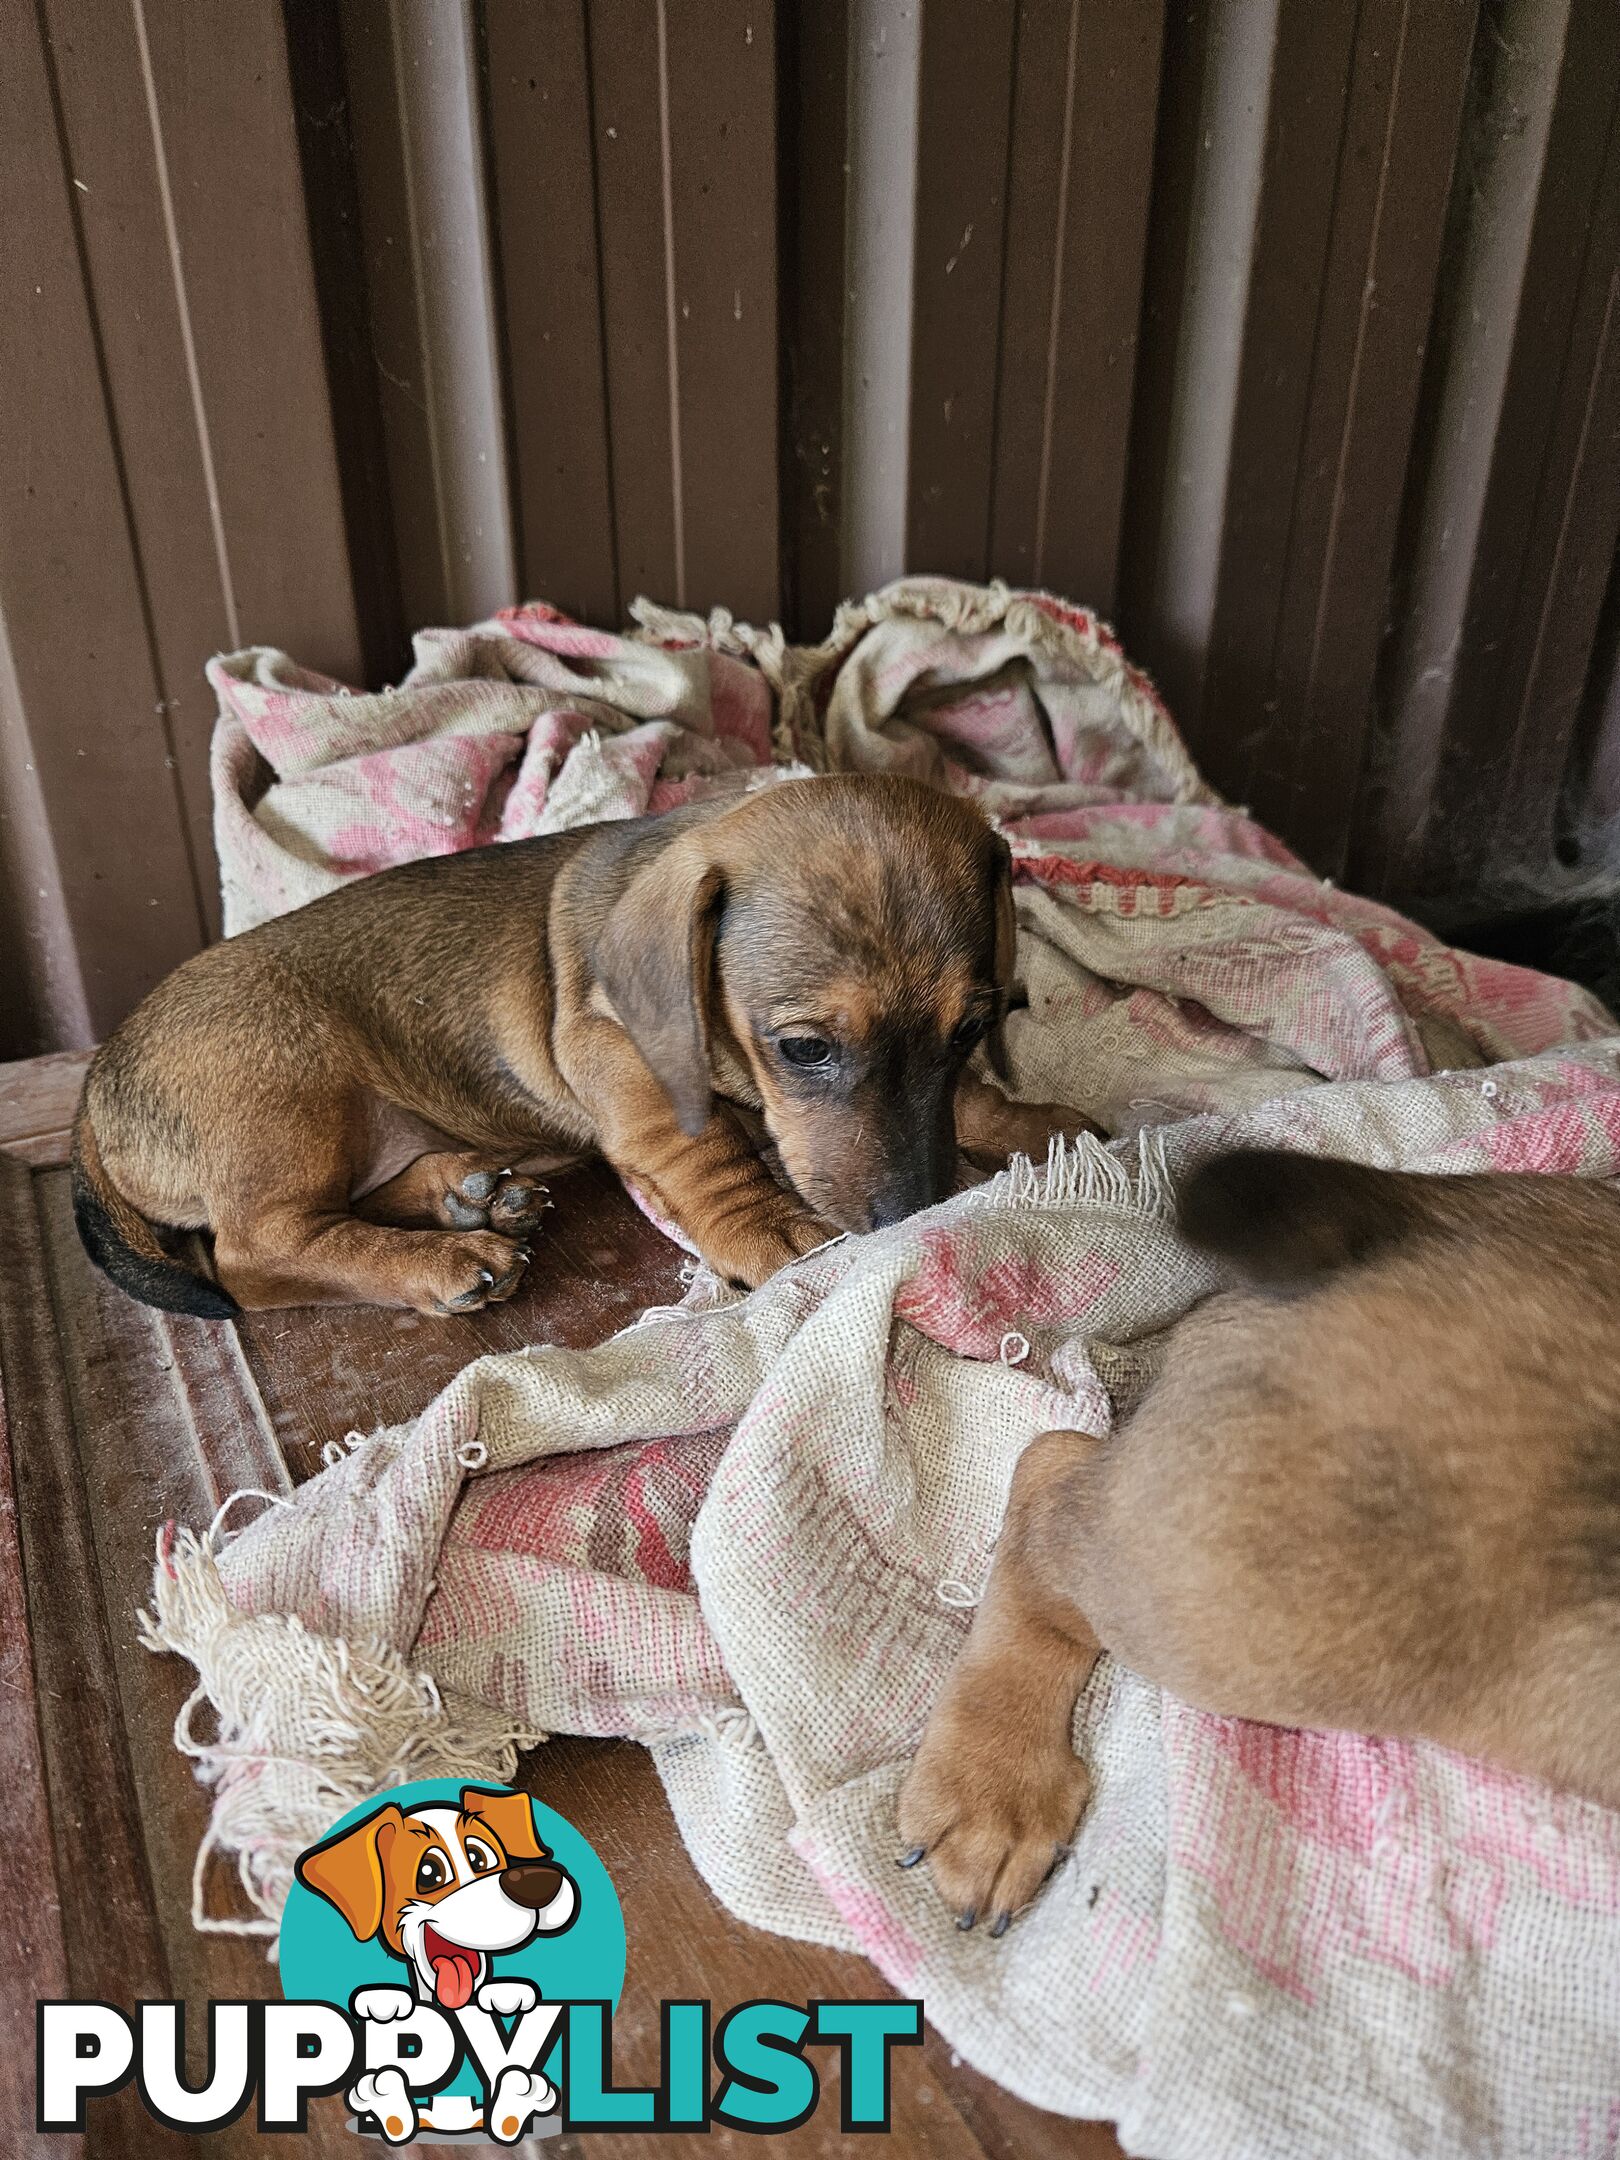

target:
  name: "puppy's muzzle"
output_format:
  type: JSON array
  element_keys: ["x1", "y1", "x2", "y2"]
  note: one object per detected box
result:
[{"x1": 866, "y1": 1098, "x2": 958, "y2": 1231}]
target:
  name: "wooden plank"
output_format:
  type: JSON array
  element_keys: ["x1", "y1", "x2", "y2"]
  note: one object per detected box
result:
[
  {"x1": 0, "y1": 6, "x2": 208, "y2": 1043},
  {"x1": 1489, "y1": 41, "x2": 1620, "y2": 874},
  {"x1": 34, "y1": 1168, "x2": 354, "y2": 2157},
  {"x1": 338, "y1": 0, "x2": 516, "y2": 631},
  {"x1": 661, "y1": 0, "x2": 780, "y2": 622},
  {"x1": 125, "y1": 0, "x2": 367, "y2": 681},
  {"x1": 281, "y1": 0, "x2": 410, "y2": 689},
  {"x1": 0, "y1": 1048, "x2": 88, "y2": 1165},
  {"x1": 587, "y1": 0, "x2": 780, "y2": 621},
  {"x1": 906, "y1": 0, "x2": 1018, "y2": 580},
  {"x1": 0, "y1": 1159, "x2": 176, "y2": 2153},
  {"x1": 39, "y1": 0, "x2": 234, "y2": 939},
  {"x1": 779, "y1": 0, "x2": 851, "y2": 637},
  {"x1": 1357, "y1": 0, "x2": 1620, "y2": 903},
  {"x1": 0, "y1": 1261, "x2": 77, "y2": 2159},
  {"x1": 1193, "y1": 0, "x2": 1363, "y2": 791},
  {"x1": 482, "y1": 0, "x2": 622, "y2": 623},
  {"x1": 1238, "y1": 0, "x2": 1475, "y2": 876},
  {"x1": 1113, "y1": 0, "x2": 1261, "y2": 733},
  {"x1": 990, "y1": 0, "x2": 1167, "y2": 613},
  {"x1": 587, "y1": 0, "x2": 683, "y2": 609},
  {"x1": 840, "y1": 0, "x2": 924, "y2": 599}
]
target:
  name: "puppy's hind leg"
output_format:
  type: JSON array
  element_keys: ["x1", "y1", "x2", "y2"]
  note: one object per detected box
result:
[
  {"x1": 209, "y1": 1114, "x2": 534, "y2": 1314},
  {"x1": 216, "y1": 1205, "x2": 532, "y2": 1314},
  {"x1": 898, "y1": 1429, "x2": 1104, "y2": 1935}
]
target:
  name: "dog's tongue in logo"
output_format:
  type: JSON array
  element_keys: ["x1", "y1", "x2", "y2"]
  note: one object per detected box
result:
[{"x1": 423, "y1": 1924, "x2": 480, "y2": 2009}]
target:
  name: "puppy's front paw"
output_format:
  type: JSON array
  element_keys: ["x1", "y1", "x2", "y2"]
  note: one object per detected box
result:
[
  {"x1": 475, "y1": 1976, "x2": 539, "y2": 2018},
  {"x1": 897, "y1": 1673, "x2": 1091, "y2": 1937},
  {"x1": 962, "y1": 1098, "x2": 1106, "y2": 1173},
  {"x1": 352, "y1": 1984, "x2": 416, "y2": 2024},
  {"x1": 711, "y1": 1202, "x2": 837, "y2": 1290},
  {"x1": 487, "y1": 2065, "x2": 555, "y2": 2143},
  {"x1": 349, "y1": 2067, "x2": 416, "y2": 2144}
]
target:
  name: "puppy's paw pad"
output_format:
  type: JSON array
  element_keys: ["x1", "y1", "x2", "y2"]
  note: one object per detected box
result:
[
  {"x1": 352, "y1": 1985, "x2": 416, "y2": 2023},
  {"x1": 349, "y1": 2069, "x2": 415, "y2": 2144},
  {"x1": 489, "y1": 1176, "x2": 547, "y2": 1231},
  {"x1": 488, "y1": 2066, "x2": 554, "y2": 2143},
  {"x1": 475, "y1": 1976, "x2": 539, "y2": 2017}
]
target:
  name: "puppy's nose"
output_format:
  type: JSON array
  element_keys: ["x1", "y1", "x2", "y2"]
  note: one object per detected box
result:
[{"x1": 500, "y1": 1861, "x2": 566, "y2": 1909}]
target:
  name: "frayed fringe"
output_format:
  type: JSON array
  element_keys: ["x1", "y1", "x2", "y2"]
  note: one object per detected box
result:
[
  {"x1": 140, "y1": 1524, "x2": 544, "y2": 1945},
  {"x1": 976, "y1": 1126, "x2": 1175, "y2": 1220}
]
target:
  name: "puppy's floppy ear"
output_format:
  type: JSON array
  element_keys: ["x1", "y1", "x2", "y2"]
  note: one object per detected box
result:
[
  {"x1": 294, "y1": 1803, "x2": 403, "y2": 1941},
  {"x1": 594, "y1": 831, "x2": 725, "y2": 1138},
  {"x1": 460, "y1": 1786, "x2": 549, "y2": 1863},
  {"x1": 985, "y1": 833, "x2": 1019, "y2": 1083}
]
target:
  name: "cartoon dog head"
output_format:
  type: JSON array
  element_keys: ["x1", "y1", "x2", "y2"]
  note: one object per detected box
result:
[{"x1": 294, "y1": 1786, "x2": 577, "y2": 2008}]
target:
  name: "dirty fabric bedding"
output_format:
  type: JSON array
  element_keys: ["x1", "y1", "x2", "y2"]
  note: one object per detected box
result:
[{"x1": 152, "y1": 580, "x2": 1620, "y2": 2158}]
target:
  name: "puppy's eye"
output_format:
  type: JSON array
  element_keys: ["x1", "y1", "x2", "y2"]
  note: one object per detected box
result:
[
  {"x1": 778, "y1": 1034, "x2": 834, "y2": 1069},
  {"x1": 415, "y1": 1851, "x2": 450, "y2": 1894},
  {"x1": 465, "y1": 1839, "x2": 500, "y2": 1875},
  {"x1": 952, "y1": 1015, "x2": 988, "y2": 1051}
]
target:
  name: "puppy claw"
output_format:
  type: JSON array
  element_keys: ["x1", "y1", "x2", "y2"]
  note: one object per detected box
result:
[
  {"x1": 956, "y1": 1908, "x2": 977, "y2": 1932},
  {"x1": 897, "y1": 1846, "x2": 926, "y2": 1870},
  {"x1": 989, "y1": 1911, "x2": 1012, "y2": 1940}
]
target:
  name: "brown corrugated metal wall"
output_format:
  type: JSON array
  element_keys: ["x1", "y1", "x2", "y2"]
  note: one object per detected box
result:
[{"x1": 3, "y1": 0, "x2": 1619, "y2": 1059}]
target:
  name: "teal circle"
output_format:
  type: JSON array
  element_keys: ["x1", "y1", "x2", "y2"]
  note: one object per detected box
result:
[{"x1": 280, "y1": 1779, "x2": 625, "y2": 2100}]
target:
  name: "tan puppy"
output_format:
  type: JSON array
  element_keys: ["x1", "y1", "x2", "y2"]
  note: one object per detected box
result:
[
  {"x1": 73, "y1": 774, "x2": 1095, "y2": 1316},
  {"x1": 899, "y1": 1152, "x2": 1620, "y2": 1935}
]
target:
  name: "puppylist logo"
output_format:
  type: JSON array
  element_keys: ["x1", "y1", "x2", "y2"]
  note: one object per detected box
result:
[{"x1": 37, "y1": 1779, "x2": 922, "y2": 2142}]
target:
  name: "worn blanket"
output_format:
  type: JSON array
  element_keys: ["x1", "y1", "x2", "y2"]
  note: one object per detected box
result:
[{"x1": 152, "y1": 581, "x2": 1620, "y2": 2158}]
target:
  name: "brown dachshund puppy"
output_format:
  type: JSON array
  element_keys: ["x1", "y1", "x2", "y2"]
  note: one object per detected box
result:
[
  {"x1": 899, "y1": 1151, "x2": 1620, "y2": 1936},
  {"x1": 73, "y1": 774, "x2": 1094, "y2": 1317}
]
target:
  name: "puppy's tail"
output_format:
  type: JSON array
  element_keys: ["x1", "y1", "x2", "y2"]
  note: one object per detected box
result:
[
  {"x1": 1177, "y1": 1148, "x2": 1432, "y2": 1288},
  {"x1": 70, "y1": 1102, "x2": 238, "y2": 1319}
]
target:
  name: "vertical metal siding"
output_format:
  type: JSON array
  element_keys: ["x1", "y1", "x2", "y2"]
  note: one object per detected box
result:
[{"x1": 3, "y1": 0, "x2": 1620, "y2": 1056}]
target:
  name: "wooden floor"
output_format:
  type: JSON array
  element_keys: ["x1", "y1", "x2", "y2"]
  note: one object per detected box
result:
[{"x1": 0, "y1": 1053, "x2": 1128, "y2": 2158}]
